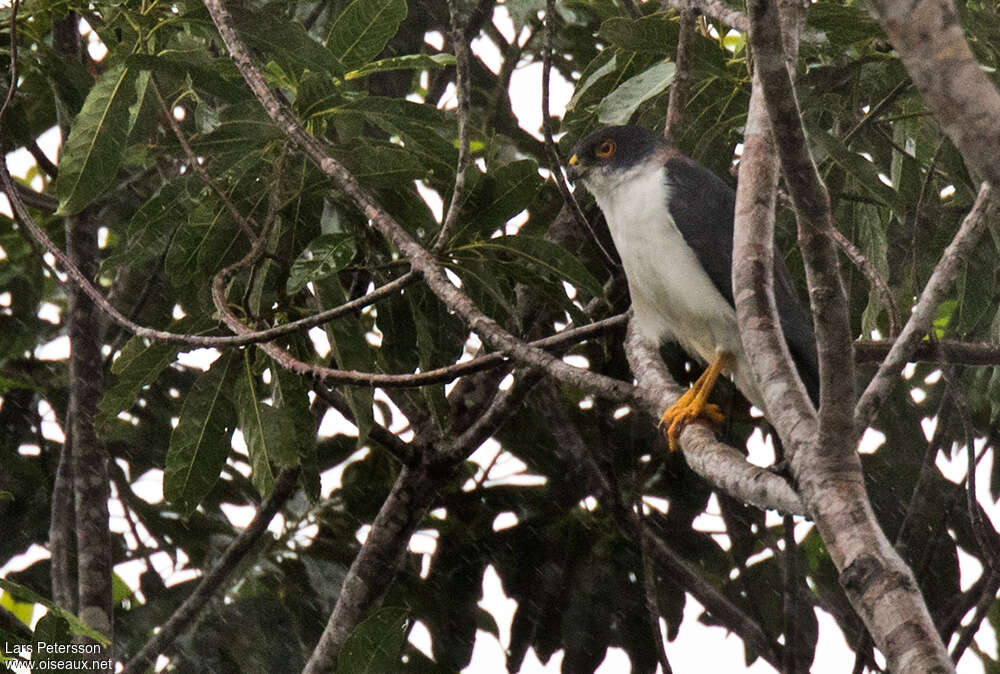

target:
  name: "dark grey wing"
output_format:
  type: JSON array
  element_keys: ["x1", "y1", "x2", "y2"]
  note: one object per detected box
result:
[
  {"x1": 663, "y1": 156, "x2": 737, "y2": 306},
  {"x1": 664, "y1": 156, "x2": 819, "y2": 406}
]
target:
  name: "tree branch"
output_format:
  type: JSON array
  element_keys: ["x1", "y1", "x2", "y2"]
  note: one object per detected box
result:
[
  {"x1": 67, "y1": 207, "x2": 114, "y2": 669},
  {"x1": 662, "y1": 7, "x2": 696, "y2": 148},
  {"x1": 121, "y1": 469, "x2": 299, "y2": 674},
  {"x1": 433, "y1": 0, "x2": 475, "y2": 252},
  {"x1": 662, "y1": 0, "x2": 748, "y2": 32},
  {"x1": 855, "y1": 184, "x2": 998, "y2": 428},
  {"x1": 854, "y1": 338, "x2": 1000, "y2": 366},
  {"x1": 733, "y1": 64, "x2": 817, "y2": 447},
  {"x1": 301, "y1": 464, "x2": 438, "y2": 673},
  {"x1": 202, "y1": 0, "x2": 636, "y2": 403}
]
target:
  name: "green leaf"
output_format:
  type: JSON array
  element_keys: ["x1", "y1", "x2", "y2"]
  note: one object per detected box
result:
[
  {"x1": 164, "y1": 353, "x2": 238, "y2": 515},
  {"x1": 339, "y1": 145, "x2": 426, "y2": 187},
  {"x1": 335, "y1": 607, "x2": 409, "y2": 674},
  {"x1": 97, "y1": 336, "x2": 179, "y2": 429},
  {"x1": 567, "y1": 53, "x2": 617, "y2": 112},
  {"x1": 286, "y1": 233, "x2": 357, "y2": 295},
  {"x1": 339, "y1": 97, "x2": 456, "y2": 179},
  {"x1": 598, "y1": 60, "x2": 675, "y2": 125},
  {"x1": 812, "y1": 131, "x2": 903, "y2": 209},
  {"x1": 127, "y1": 53, "x2": 247, "y2": 101},
  {"x1": 454, "y1": 160, "x2": 544, "y2": 241},
  {"x1": 345, "y1": 53, "x2": 455, "y2": 80},
  {"x1": 271, "y1": 367, "x2": 320, "y2": 501},
  {"x1": 32, "y1": 614, "x2": 83, "y2": 667},
  {"x1": 56, "y1": 63, "x2": 139, "y2": 215},
  {"x1": 326, "y1": 0, "x2": 408, "y2": 71},
  {"x1": 0, "y1": 579, "x2": 110, "y2": 645},
  {"x1": 0, "y1": 589, "x2": 33, "y2": 627}
]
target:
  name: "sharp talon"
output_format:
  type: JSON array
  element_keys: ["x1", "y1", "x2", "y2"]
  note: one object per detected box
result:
[{"x1": 660, "y1": 401, "x2": 724, "y2": 451}]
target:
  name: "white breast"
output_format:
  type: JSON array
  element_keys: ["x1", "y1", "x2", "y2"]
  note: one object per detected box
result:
[{"x1": 590, "y1": 163, "x2": 761, "y2": 406}]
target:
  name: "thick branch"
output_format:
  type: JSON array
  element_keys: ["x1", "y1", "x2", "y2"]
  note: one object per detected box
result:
[
  {"x1": 67, "y1": 209, "x2": 113, "y2": 669},
  {"x1": 866, "y1": 0, "x2": 1000, "y2": 188},
  {"x1": 625, "y1": 325, "x2": 805, "y2": 515},
  {"x1": 855, "y1": 184, "x2": 997, "y2": 427},
  {"x1": 301, "y1": 464, "x2": 438, "y2": 673},
  {"x1": 746, "y1": 1, "x2": 955, "y2": 670},
  {"x1": 747, "y1": 0, "x2": 854, "y2": 437}
]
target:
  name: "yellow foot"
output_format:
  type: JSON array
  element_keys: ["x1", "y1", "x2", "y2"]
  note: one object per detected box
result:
[{"x1": 659, "y1": 399, "x2": 725, "y2": 451}]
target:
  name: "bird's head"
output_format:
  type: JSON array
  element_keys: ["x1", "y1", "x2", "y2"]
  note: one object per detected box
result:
[{"x1": 567, "y1": 125, "x2": 664, "y2": 196}]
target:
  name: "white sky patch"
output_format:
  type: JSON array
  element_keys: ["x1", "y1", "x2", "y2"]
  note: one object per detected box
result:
[
  {"x1": 35, "y1": 335, "x2": 69, "y2": 361},
  {"x1": 175, "y1": 347, "x2": 221, "y2": 371}
]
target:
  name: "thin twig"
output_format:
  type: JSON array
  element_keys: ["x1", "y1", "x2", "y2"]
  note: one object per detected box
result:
[
  {"x1": 541, "y1": 0, "x2": 619, "y2": 271},
  {"x1": 153, "y1": 80, "x2": 258, "y2": 242},
  {"x1": 639, "y1": 504, "x2": 674, "y2": 674},
  {"x1": 855, "y1": 184, "x2": 997, "y2": 428},
  {"x1": 842, "y1": 79, "x2": 910, "y2": 146},
  {"x1": 663, "y1": 8, "x2": 696, "y2": 147},
  {"x1": 949, "y1": 569, "x2": 1000, "y2": 665},
  {"x1": 828, "y1": 227, "x2": 900, "y2": 337},
  {"x1": 434, "y1": 0, "x2": 475, "y2": 252}
]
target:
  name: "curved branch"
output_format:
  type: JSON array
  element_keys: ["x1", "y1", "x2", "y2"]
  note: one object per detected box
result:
[{"x1": 733, "y1": 65, "x2": 817, "y2": 449}]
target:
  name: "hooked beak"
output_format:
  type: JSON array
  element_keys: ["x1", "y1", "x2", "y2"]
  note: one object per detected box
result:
[{"x1": 566, "y1": 154, "x2": 586, "y2": 181}]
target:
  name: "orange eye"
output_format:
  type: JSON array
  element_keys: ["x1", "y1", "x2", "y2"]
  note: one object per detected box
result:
[{"x1": 595, "y1": 140, "x2": 616, "y2": 158}]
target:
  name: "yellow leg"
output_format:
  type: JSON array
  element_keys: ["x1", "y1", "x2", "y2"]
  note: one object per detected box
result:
[{"x1": 659, "y1": 352, "x2": 731, "y2": 451}]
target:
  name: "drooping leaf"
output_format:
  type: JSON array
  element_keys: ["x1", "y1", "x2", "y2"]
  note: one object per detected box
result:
[
  {"x1": 271, "y1": 367, "x2": 320, "y2": 501},
  {"x1": 567, "y1": 52, "x2": 617, "y2": 112},
  {"x1": 164, "y1": 353, "x2": 238, "y2": 515},
  {"x1": 470, "y1": 235, "x2": 603, "y2": 299},
  {"x1": 335, "y1": 606, "x2": 410, "y2": 674},
  {"x1": 97, "y1": 337, "x2": 179, "y2": 429},
  {"x1": 314, "y1": 275, "x2": 375, "y2": 446},
  {"x1": 56, "y1": 63, "x2": 139, "y2": 215},
  {"x1": 598, "y1": 60, "x2": 675, "y2": 125},
  {"x1": 599, "y1": 13, "x2": 675, "y2": 54},
  {"x1": 326, "y1": 0, "x2": 408, "y2": 72},
  {"x1": 235, "y1": 353, "x2": 299, "y2": 498},
  {"x1": 229, "y1": 6, "x2": 341, "y2": 76}
]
